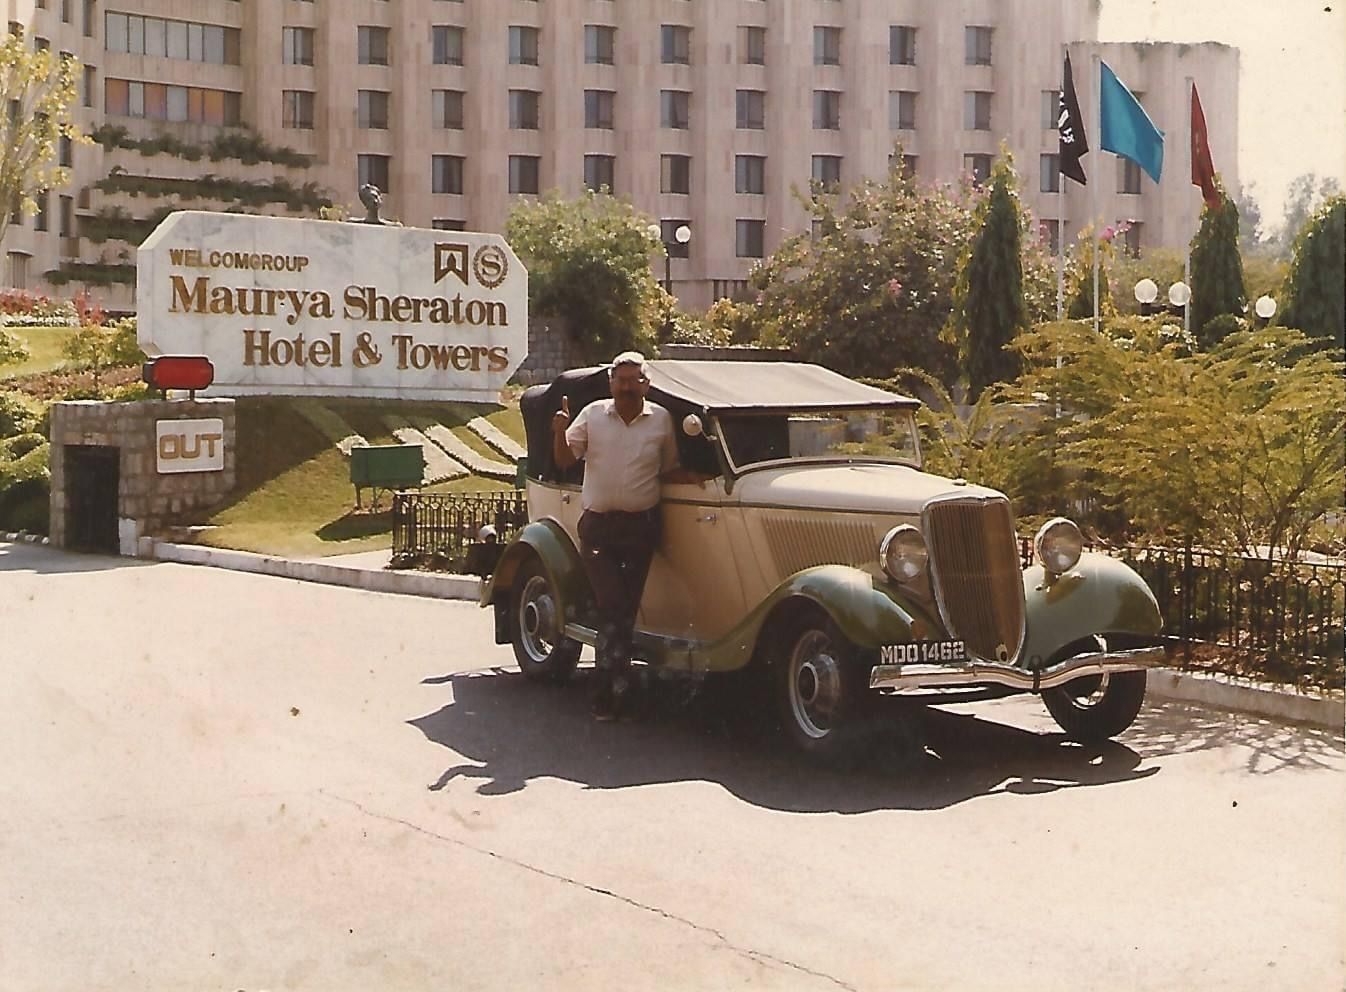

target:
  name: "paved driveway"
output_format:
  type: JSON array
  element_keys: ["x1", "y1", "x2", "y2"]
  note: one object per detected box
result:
[{"x1": 2, "y1": 541, "x2": 1343, "y2": 991}]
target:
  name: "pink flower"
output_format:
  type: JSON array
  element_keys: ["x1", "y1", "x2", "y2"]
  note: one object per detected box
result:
[
  {"x1": 1101, "y1": 226, "x2": 1116, "y2": 242},
  {"x1": 887, "y1": 278, "x2": 903, "y2": 299}
]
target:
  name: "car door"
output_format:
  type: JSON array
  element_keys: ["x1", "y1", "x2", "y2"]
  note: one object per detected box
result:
[{"x1": 638, "y1": 478, "x2": 748, "y2": 644}]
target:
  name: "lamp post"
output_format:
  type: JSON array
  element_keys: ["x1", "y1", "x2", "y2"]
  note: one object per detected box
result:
[
  {"x1": 647, "y1": 222, "x2": 690, "y2": 338},
  {"x1": 1134, "y1": 278, "x2": 1159, "y2": 316},
  {"x1": 1254, "y1": 294, "x2": 1277, "y2": 326},
  {"x1": 1168, "y1": 280, "x2": 1191, "y2": 327}
]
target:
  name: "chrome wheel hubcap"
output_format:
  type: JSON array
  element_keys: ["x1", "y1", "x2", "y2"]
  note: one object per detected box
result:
[
  {"x1": 788, "y1": 630, "x2": 843, "y2": 739},
  {"x1": 519, "y1": 575, "x2": 558, "y2": 663}
]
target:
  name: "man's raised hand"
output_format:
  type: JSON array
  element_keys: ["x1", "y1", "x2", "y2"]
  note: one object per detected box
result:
[{"x1": 552, "y1": 396, "x2": 571, "y2": 435}]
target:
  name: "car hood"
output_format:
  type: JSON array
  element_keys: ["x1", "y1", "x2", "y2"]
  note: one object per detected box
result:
[{"x1": 730, "y1": 461, "x2": 1005, "y2": 515}]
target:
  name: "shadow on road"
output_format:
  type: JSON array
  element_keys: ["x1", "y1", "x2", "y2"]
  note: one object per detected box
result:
[
  {"x1": 0, "y1": 542, "x2": 156, "y2": 575},
  {"x1": 410, "y1": 666, "x2": 1160, "y2": 813},
  {"x1": 1126, "y1": 699, "x2": 1345, "y2": 776}
]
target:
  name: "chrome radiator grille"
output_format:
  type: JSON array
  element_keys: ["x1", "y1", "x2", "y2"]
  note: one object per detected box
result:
[{"x1": 923, "y1": 497, "x2": 1025, "y2": 663}]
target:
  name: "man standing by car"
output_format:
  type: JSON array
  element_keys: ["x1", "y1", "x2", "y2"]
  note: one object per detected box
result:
[{"x1": 552, "y1": 351, "x2": 703, "y2": 720}]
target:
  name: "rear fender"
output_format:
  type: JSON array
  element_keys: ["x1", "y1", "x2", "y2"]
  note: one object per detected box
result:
[
  {"x1": 1020, "y1": 552, "x2": 1163, "y2": 668},
  {"x1": 480, "y1": 519, "x2": 589, "y2": 643}
]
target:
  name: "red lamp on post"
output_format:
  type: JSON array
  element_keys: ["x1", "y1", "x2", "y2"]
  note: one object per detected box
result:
[{"x1": 142, "y1": 356, "x2": 214, "y2": 398}]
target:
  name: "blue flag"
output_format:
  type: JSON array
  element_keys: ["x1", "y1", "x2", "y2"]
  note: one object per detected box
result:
[{"x1": 1100, "y1": 61, "x2": 1164, "y2": 183}]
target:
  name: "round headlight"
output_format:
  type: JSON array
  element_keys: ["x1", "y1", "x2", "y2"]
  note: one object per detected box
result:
[
  {"x1": 1035, "y1": 517, "x2": 1083, "y2": 574},
  {"x1": 880, "y1": 525, "x2": 928, "y2": 583}
]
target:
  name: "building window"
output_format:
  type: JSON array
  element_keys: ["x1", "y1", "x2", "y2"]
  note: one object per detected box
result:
[
  {"x1": 358, "y1": 153, "x2": 391, "y2": 195},
  {"x1": 6, "y1": 252, "x2": 29, "y2": 290},
  {"x1": 740, "y1": 25, "x2": 765, "y2": 65},
  {"x1": 584, "y1": 154, "x2": 615, "y2": 193},
  {"x1": 1123, "y1": 221, "x2": 1142, "y2": 257},
  {"x1": 812, "y1": 155, "x2": 842, "y2": 190},
  {"x1": 509, "y1": 89, "x2": 539, "y2": 130},
  {"x1": 59, "y1": 134, "x2": 72, "y2": 167},
  {"x1": 584, "y1": 24, "x2": 614, "y2": 64},
  {"x1": 107, "y1": 12, "x2": 239, "y2": 64},
  {"x1": 509, "y1": 155, "x2": 540, "y2": 194},
  {"x1": 104, "y1": 79, "x2": 241, "y2": 125},
  {"x1": 660, "y1": 24, "x2": 690, "y2": 64},
  {"x1": 662, "y1": 219, "x2": 691, "y2": 258},
  {"x1": 358, "y1": 90, "x2": 389, "y2": 129},
  {"x1": 431, "y1": 25, "x2": 464, "y2": 65},
  {"x1": 1042, "y1": 90, "x2": 1060, "y2": 130},
  {"x1": 964, "y1": 91, "x2": 991, "y2": 130},
  {"x1": 432, "y1": 89, "x2": 463, "y2": 129},
  {"x1": 432, "y1": 154, "x2": 464, "y2": 194},
  {"x1": 736, "y1": 219, "x2": 764, "y2": 259},
  {"x1": 660, "y1": 90, "x2": 689, "y2": 129},
  {"x1": 509, "y1": 25, "x2": 539, "y2": 65},
  {"x1": 1119, "y1": 159, "x2": 1141, "y2": 194},
  {"x1": 890, "y1": 90, "x2": 915, "y2": 130},
  {"x1": 735, "y1": 155, "x2": 765, "y2": 194},
  {"x1": 660, "y1": 154, "x2": 690, "y2": 194},
  {"x1": 1040, "y1": 219, "x2": 1060, "y2": 254},
  {"x1": 965, "y1": 26, "x2": 992, "y2": 66},
  {"x1": 736, "y1": 89, "x2": 764, "y2": 129},
  {"x1": 59, "y1": 195, "x2": 73, "y2": 238},
  {"x1": 584, "y1": 89, "x2": 614, "y2": 129},
  {"x1": 282, "y1": 25, "x2": 313, "y2": 64},
  {"x1": 1041, "y1": 154, "x2": 1060, "y2": 193},
  {"x1": 83, "y1": 0, "x2": 94, "y2": 37},
  {"x1": 35, "y1": 192, "x2": 49, "y2": 232},
  {"x1": 899, "y1": 154, "x2": 918, "y2": 179},
  {"x1": 889, "y1": 25, "x2": 915, "y2": 65},
  {"x1": 813, "y1": 26, "x2": 840, "y2": 66},
  {"x1": 81, "y1": 64, "x2": 95, "y2": 107},
  {"x1": 963, "y1": 153, "x2": 992, "y2": 185},
  {"x1": 358, "y1": 26, "x2": 389, "y2": 65},
  {"x1": 283, "y1": 90, "x2": 314, "y2": 129},
  {"x1": 432, "y1": 219, "x2": 467, "y2": 231},
  {"x1": 812, "y1": 90, "x2": 840, "y2": 130}
]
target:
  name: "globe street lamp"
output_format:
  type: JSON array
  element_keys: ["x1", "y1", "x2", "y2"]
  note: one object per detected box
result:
[
  {"x1": 649, "y1": 222, "x2": 691, "y2": 338},
  {"x1": 1254, "y1": 294, "x2": 1277, "y2": 324},
  {"x1": 1134, "y1": 278, "x2": 1159, "y2": 316}
]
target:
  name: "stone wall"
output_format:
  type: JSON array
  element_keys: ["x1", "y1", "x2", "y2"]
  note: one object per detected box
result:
[
  {"x1": 49, "y1": 398, "x2": 237, "y2": 554},
  {"x1": 513, "y1": 316, "x2": 585, "y2": 386}
]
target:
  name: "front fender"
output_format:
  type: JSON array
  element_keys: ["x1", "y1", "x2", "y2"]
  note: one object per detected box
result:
[
  {"x1": 1020, "y1": 551, "x2": 1163, "y2": 668},
  {"x1": 479, "y1": 518, "x2": 590, "y2": 627},
  {"x1": 698, "y1": 565, "x2": 942, "y2": 673}
]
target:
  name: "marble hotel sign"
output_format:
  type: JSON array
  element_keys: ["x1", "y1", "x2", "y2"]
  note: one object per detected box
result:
[{"x1": 137, "y1": 211, "x2": 528, "y2": 400}]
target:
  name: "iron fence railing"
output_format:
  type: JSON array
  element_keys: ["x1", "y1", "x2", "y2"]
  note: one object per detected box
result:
[
  {"x1": 396, "y1": 495, "x2": 1343, "y2": 686},
  {"x1": 391, "y1": 490, "x2": 528, "y2": 572}
]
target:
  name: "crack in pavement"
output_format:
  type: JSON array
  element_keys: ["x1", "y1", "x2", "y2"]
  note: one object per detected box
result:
[{"x1": 320, "y1": 790, "x2": 859, "y2": 992}]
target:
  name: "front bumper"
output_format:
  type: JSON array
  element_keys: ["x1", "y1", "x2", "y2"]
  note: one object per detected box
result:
[{"x1": 868, "y1": 645, "x2": 1166, "y2": 693}]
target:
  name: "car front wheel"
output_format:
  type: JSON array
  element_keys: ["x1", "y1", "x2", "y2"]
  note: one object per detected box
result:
[
  {"x1": 512, "y1": 559, "x2": 581, "y2": 683},
  {"x1": 772, "y1": 611, "x2": 869, "y2": 761},
  {"x1": 1042, "y1": 669, "x2": 1147, "y2": 742}
]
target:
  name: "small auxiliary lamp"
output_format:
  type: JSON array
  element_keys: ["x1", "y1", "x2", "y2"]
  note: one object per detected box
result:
[{"x1": 142, "y1": 356, "x2": 215, "y2": 399}]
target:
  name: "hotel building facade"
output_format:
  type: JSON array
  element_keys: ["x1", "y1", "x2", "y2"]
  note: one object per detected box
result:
[{"x1": 3, "y1": 0, "x2": 1238, "y2": 311}]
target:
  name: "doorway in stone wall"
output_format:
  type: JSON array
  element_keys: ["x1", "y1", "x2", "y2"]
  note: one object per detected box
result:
[{"x1": 65, "y1": 445, "x2": 119, "y2": 553}]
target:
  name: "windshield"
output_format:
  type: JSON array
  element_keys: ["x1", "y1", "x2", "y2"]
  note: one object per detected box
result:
[{"x1": 715, "y1": 408, "x2": 921, "y2": 471}]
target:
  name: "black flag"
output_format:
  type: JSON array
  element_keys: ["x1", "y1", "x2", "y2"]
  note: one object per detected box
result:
[{"x1": 1059, "y1": 52, "x2": 1089, "y2": 185}]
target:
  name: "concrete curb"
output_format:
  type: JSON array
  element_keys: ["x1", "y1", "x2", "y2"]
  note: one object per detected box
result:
[
  {"x1": 2, "y1": 530, "x2": 49, "y2": 545},
  {"x1": 145, "y1": 540, "x2": 481, "y2": 602},
  {"x1": 1146, "y1": 667, "x2": 1343, "y2": 732}
]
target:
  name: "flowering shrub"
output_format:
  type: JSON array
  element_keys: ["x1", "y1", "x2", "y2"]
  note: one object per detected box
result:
[
  {"x1": 72, "y1": 290, "x2": 107, "y2": 327},
  {"x1": 0, "y1": 289, "x2": 79, "y2": 324}
]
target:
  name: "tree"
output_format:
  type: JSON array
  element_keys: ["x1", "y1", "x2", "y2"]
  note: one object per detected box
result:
[
  {"x1": 1278, "y1": 173, "x2": 1340, "y2": 252},
  {"x1": 946, "y1": 153, "x2": 1027, "y2": 397},
  {"x1": 0, "y1": 33, "x2": 84, "y2": 249},
  {"x1": 1233, "y1": 182, "x2": 1269, "y2": 255},
  {"x1": 1010, "y1": 319, "x2": 1345, "y2": 557},
  {"x1": 1063, "y1": 223, "x2": 1123, "y2": 321},
  {"x1": 504, "y1": 190, "x2": 663, "y2": 364},
  {"x1": 1278, "y1": 194, "x2": 1345, "y2": 353},
  {"x1": 1188, "y1": 184, "x2": 1246, "y2": 346}
]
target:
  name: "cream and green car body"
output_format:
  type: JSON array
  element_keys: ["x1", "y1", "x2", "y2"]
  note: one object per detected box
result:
[{"x1": 483, "y1": 361, "x2": 1164, "y2": 756}]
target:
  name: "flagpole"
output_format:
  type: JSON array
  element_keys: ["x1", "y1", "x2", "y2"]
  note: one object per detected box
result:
[
  {"x1": 1184, "y1": 75, "x2": 1194, "y2": 333},
  {"x1": 1091, "y1": 52, "x2": 1101, "y2": 334},
  {"x1": 1056, "y1": 45, "x2": 1066, "y2": 323}
]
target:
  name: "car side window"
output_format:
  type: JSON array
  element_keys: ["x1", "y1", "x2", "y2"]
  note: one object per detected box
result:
[{"x1": 720, "y1": 416, "x2": 789, "y2": 467}]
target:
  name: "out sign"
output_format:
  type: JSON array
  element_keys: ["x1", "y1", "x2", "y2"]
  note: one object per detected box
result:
[{"x1": 156, "y1": 419, "x2": 225, "y2": 474}]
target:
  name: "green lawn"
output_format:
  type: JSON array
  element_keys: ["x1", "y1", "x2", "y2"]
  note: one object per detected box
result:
[
  {"x1": 199, "y1": 396, "x2": 521, "y2": 557},
  {"x1": 0, "y1": 325, "x2": 78, "y2": 380}
]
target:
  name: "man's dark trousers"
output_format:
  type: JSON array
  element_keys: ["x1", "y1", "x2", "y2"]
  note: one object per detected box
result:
[{"x1": 578, "y1": 507, "x2": 661, "y2": 699}]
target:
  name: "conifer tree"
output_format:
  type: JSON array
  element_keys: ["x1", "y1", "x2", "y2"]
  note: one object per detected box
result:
[{"x1": 1188, "y1": 184, "x2": 1246, "y2": 346}]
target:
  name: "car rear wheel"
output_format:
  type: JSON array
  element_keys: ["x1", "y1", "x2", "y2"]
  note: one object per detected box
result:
[
  {"x1": 772, "y1": 610, "x2": 870, "y2": 761},
  {"x1": 1042, "y1": 668, "x2": 1147, "y2": 742},
  {"x1": 512, "y1": 558, "x2": 581, "y2": 683}
]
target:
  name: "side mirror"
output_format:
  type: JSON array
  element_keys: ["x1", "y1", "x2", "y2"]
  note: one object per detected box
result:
[{"x1": 682, "y1": 414, "x2": 716, "y2": 440}]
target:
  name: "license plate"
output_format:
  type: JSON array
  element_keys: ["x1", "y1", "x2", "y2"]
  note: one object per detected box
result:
[{"x1": 880, "y1": 640, "x2": 966, "y2": 664}]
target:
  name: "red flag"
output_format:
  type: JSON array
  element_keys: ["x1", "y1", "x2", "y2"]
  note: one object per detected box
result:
[{"x1": 1191, "y1": 83, "x2": 1220, "y2": 210}]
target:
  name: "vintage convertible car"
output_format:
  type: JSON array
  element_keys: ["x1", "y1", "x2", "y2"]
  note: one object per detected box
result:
[{"x1": 481, "y1": 361, "x2": 1165, "y2": 759}]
